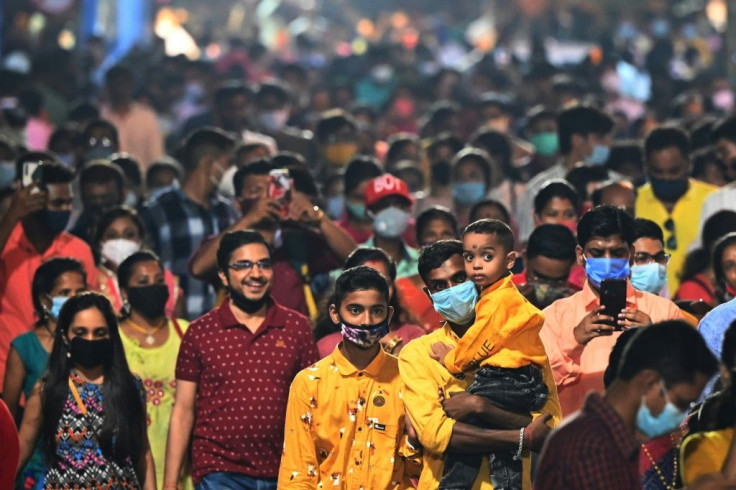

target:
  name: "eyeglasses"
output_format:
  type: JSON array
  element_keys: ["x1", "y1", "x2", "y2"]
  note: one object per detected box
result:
[
  {"x1": 228, "y1": 259, "x2": 272, "y2": 272},
  {"x1": 664, "y1": 218, "x2": 677, "y2": 250},
  {"x1": 633, "y1": 252, "x2": 671, "y2": 266}
]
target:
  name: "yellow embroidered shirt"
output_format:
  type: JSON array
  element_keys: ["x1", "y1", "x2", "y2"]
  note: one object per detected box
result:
[
  {"x1": 399, "y1": 324, "x2": 561, "y2": 489},
  {"x1": 278, "y1": 345, "x2": 419, "y2": 489},
  {"x1": 443, "y1": 274, "x2": 548, "y2": 374}
]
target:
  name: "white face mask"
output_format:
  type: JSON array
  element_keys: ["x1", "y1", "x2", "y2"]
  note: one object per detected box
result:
[{"x1": 101, "y1": 238, "x2": 141, "y2": 267}]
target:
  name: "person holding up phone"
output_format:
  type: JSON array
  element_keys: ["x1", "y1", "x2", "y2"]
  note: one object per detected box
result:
[
  {"x1": 539, "y1": 205, "x2": 684, "y2": 417},
  {"x1": 0, "y1": 154, "x2": 98, "y2": 391}
]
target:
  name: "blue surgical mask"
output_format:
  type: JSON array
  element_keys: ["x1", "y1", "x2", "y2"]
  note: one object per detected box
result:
[
  {"x1": 56, "y1": 153, "x2": 75, "y2": 168},
  {"x1": 452, "y1": 182, "x2": 486, "y2": 205},
  {"x1": 636, "y1": 386, "x2": 687, "y2": 439},
  {"x1": 326, "y1": 196, "x2": 345, "y2": 220},
  {"x1": 346, "y1": 200, "x2": 367, "y2": 221},
  {"x1": 46, "y1": 295, "x2": 69, "y2": 321},
  {"x1": 372, "y1": 206, "x2": 411, "y2": 239},
  {"x1": 630, "y1": 263, "x2": 667, "y2": 294},
  {"x1": 0, "y1": 160, "x2": 15, "y2": 187},
  {"x1": 586, "y1": 145, "x2": 611, "y2": 165},
  {"x1": 431, "y1": 280, "x2": 479, "y2": 325},
  {"x1": 123, "y1": 190, "x2": 138, "y2": 208},
  {"x1": 584, "y1": 257, "x2": 630, "y2": 289}
]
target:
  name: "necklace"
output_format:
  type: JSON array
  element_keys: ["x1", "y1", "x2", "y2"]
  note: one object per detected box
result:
[
  {"x1": 126, "y1": 318, "x2": 166, "y2": 346},
  {"x1": 641, "y1": 434, "x2": 681, "y2": 490}
]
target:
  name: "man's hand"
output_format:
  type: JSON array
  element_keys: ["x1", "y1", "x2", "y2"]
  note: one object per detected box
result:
[
  {"x1": 404, "y1": 412, "x2": 421, "y2": 449},
  {"x1": 430, "y1": 342, "x2": 454, "y2": 365},
  {"x1": 573, "y1": 306, "x2": 615, "y2": 345},
  {"x1": 288, "y1": 192, "x2": 322, "y2": 225},
  {"x1": 524, "y1": 413, "x2": 553, "y2": 452},
  {"x1": 440, "y1": 391, "x2": 483, "y2": 422},
  {"x1": 5, "y1": 183, "x2": 46, "y2": 224},
  {"x1": 617, "y1": 308, "x2": 652, "y2": 329},
  {"x1": 238, "y1": 197, "x2": 281, "y2": 228}
]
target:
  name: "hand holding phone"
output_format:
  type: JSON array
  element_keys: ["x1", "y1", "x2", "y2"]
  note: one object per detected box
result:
[
  {"x1": 268, "y1": 169, "x2": 292, "y2": 219},
  {"x1": 22, "y1": 161, "x2": 43, "y2": 194},
  {"x1": 600, "y1": 279, "x2": 628, "y2": 331}
]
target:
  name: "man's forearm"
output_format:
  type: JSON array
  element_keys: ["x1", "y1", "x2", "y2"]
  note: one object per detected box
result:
[
  {"x1": 163, "y1": 404, "x2": 195, "y2": 485},
  {"x1": 475, "y1": 398, "x2": 532, "y2": 430},
  {"x1": 318, "y1": 217, "x2": 358, "y2": 261},
  {"x1": 447, "y1": 421, "x2": 520, "y2": 453}
]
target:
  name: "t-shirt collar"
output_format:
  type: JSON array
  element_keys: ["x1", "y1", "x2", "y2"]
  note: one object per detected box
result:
[
  {"x1": 217, "y1": 296, "x2": 284, "y2": 331},
  {"x1": 330, "y1": 342, "x2": 388, "y2": 377}
]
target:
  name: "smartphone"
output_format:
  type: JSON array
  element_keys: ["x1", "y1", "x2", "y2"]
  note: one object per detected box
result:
[
  {"x1": 600, "y1": 279, "x2": 627, "y2": 330},
  {"x1": 22, "y1": 161, "x2": 43, "y2": 193},
  {"x1": 268, "y1": 168, "x2": 292, "y2": 218}
]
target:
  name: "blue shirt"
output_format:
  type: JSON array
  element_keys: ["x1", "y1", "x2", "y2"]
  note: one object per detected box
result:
[{"x1": 697, "y1": 298, "x2": 736, "y2": 398}]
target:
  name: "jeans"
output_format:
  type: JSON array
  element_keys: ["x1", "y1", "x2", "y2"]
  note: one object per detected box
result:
[
  {"x1": 196, "y1": 472, "x2": 277, "y2": 490},
  {"x1": 440, "y1": 365, "x2": 548, "y2": 490}
]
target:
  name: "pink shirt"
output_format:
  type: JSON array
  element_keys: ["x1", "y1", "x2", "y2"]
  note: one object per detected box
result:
[
  {"x1": 102, "y1": 102, "x2": 164, "y2": 169},
  {"x1": 540, "y1": 280, "x2": 683, "y2": 417}
]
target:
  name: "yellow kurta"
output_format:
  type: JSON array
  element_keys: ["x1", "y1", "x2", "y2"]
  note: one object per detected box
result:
[
  {"x1": 399, "y1": 324, "x2": 561, "y2": 489},
  {"x1": 681, "y1": 427, "x2": 734, "y2": 485},
  {"x1": 278, "y1": 345, "x2": 420, "y2": 489},
  {"x1": 120, "y1": 319, "x2": 192, "y2": 490},
  {"x1": 635, "y1": 178, "x2": 716, "y2": 294}
]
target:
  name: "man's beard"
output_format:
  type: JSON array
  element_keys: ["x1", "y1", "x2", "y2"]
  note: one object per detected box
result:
[{"x1": 227, "y1": 278, "x2": 270, "y2": 314}]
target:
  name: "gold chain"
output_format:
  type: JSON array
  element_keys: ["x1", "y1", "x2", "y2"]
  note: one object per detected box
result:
[
  {"x1": 126, "y1": 318, "x2": 166, "y2": 345},
  {"x1": 641, "y1": 434, "x2": 681, "y2": 490}
]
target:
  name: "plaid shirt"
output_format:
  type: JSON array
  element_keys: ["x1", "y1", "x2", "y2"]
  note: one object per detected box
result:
[
  {"x1": 534, "y1": 392, "x2": 640, "y2": 490},
  {"x1": 140, "y1": 188, "x2": 237, "y2": 319}
]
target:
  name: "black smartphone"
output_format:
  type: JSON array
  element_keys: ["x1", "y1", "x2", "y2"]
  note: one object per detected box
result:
[{"x1": 600, "y1": 279, "x2": 627, "y2": 330}]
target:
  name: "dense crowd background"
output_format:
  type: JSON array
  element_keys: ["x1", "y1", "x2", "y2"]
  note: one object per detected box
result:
[{"x1": 1, "y1": 0, "x2": 736, "y2": 489}]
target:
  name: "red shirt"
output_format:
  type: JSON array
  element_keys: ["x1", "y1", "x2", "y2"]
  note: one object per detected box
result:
[
  {"x1": 0, "y1": 399, "x2": 19, "y2": 489},
  {"x1": 0, "y1": 224, "x2": 98, "y2": 390},
  {"x1": 175, "y1": 299, "x2": 319, "y2": 482},
  {"x1": 535, "y1": 392, "x2": 640, "y2": 490}
]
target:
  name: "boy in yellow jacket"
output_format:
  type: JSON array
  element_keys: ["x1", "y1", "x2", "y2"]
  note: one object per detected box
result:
[{"x1": 431, "y1": 219, "x2": 549, "y2": 490}]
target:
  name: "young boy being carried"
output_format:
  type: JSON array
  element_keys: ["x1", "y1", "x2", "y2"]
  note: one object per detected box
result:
[{"x1": 431, "y1": 219, "x2": 549, "y2": 490}]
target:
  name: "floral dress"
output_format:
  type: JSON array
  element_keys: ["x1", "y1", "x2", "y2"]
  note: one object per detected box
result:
[
  {"x1": 44, "y1": 372, "x2": 143, "y2": 489},
  {"x1": 120, "y1": 319, "x2": 192, "y2": 490}
]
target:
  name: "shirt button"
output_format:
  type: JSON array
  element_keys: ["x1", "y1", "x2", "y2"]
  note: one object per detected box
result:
[
  {"x1": 358, "y1": 372, "x2": 363, "y2": 377},
  {"x1": 358, "y1": 427, "x2": 362, "y2": 431}
]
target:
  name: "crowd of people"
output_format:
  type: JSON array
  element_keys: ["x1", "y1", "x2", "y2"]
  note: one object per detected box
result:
[{"x1": 0, "y1": 2, "x2": 736, "y2": 489}]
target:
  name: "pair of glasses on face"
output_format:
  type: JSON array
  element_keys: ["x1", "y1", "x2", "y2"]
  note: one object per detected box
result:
[
  {"x1": 228, "y1": 259, "x2": 273, "y2": 272},
  {"x1": 664, "y1": 218, "x2": 677, "y2": 250},
  {"x1": 633, "y1": 252, "x2": 671, "y2": 266}
]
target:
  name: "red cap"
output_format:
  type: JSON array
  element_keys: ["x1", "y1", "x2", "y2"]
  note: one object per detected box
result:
[{"x1": 364, "y1": 174, "x2": 414, "y2": 208}]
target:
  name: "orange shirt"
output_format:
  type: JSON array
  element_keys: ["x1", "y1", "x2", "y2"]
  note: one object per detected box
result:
[
  {"x1": 443, "y1": 274, "x2": 547, "y2": 374},
  {"x1": 0, "y1": 224, "x2": 98, "y2": 389},
  {"x1": 540, "y1": 280, "x2": 682, "y2": 417}
]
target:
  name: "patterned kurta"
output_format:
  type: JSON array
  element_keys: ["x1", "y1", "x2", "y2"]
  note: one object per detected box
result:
[{"x1": 44, "y1": 372, "x2": 142, "y2": 489}]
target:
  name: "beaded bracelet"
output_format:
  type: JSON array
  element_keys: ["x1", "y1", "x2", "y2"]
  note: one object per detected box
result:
[{"x1": 513, "y1": 427, "x2": 525, "y2": 461}]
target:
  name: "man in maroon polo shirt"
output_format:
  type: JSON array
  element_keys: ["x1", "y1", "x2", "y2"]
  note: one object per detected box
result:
[{"x1": 163, "y1": 230, "x2": 318, "y2": 489}]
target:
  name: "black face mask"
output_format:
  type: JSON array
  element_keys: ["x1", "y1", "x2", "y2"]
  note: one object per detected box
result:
[
  {"x1": 70, "y1": 337, "x2": 113, "y2": 369},
  {"x1": 228, "y1": 284, "x2": 269, "y2": 314},
  {"x1": 41, "y1": 210, "x2": 71, "y2": 235},
  {"x1": 432, "y1": 161, "x2": 452, "y2": 186},
  {"x1": 127, "y1": 284, "x2": 169, "y2": 320}
]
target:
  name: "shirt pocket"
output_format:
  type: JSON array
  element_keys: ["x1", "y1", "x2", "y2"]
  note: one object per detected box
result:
[{"x1": 367, "y1": 422, "x2": 401, "y2": 474}]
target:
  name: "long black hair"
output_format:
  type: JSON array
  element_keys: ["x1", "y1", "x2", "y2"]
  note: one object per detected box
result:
[
  {"x1": 714, "y1": 320, "x2": 736, "y2": 428},
  {"x1": 41, "y1": 292, "x2": 146, "y2": 476}
]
